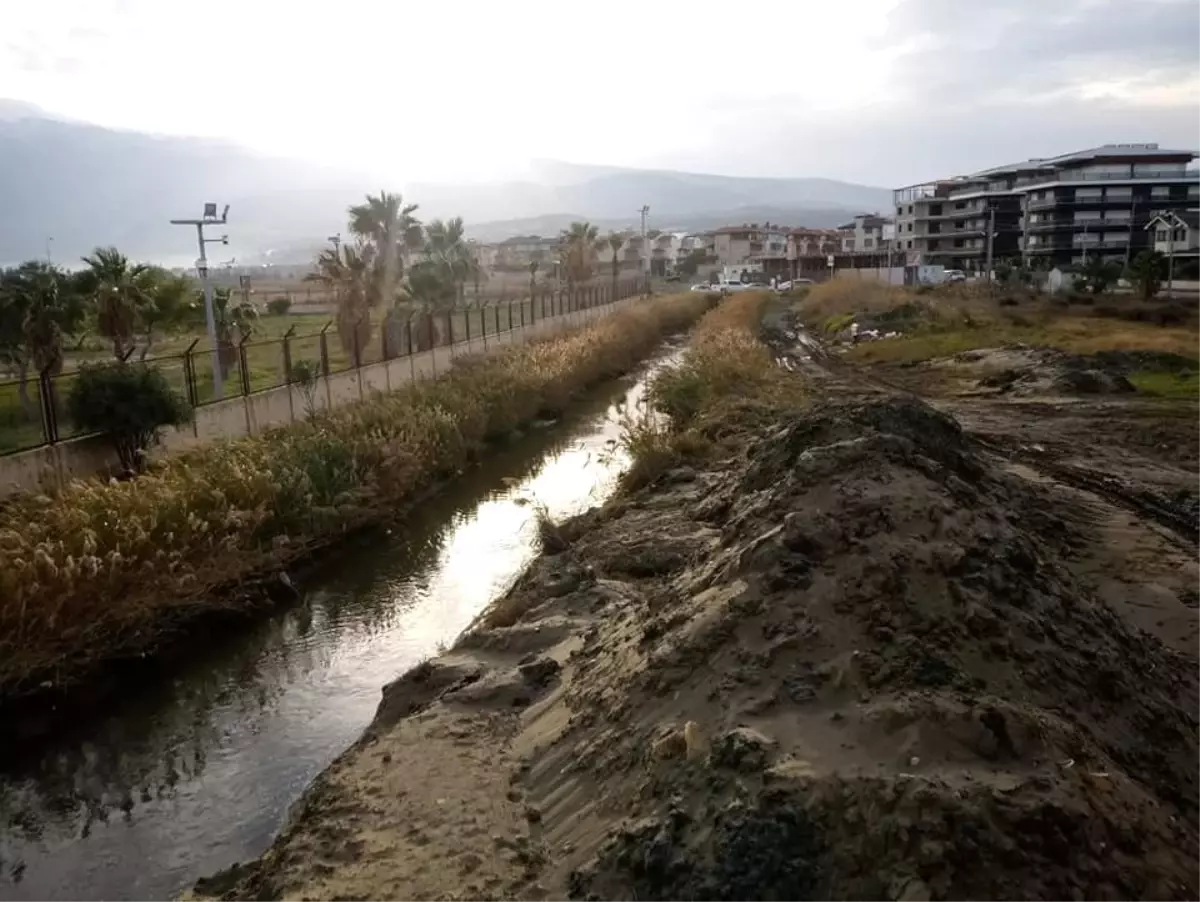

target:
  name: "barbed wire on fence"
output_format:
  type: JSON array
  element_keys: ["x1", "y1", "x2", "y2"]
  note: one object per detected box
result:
[{"x1": 0, "y1": 278, "x2": 646, "y2": 456}]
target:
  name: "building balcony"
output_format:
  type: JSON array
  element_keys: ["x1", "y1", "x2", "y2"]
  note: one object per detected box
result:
[{"x1": 1015, "y1": 169, "x2": 1195, "y2": 187}]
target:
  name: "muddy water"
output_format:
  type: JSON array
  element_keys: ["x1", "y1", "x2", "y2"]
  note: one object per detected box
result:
[{"x1": 0, "y1": 346, "x2": 679, "y2": 901}]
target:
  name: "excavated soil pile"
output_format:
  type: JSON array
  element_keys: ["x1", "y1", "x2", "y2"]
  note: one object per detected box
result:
[
  {"x1": 200, "y1": 396, "x2": 1198, "y2": 902},
  {"x1": 556, "y1": 397, "x2": 1198, "y2": 900},
  {"x1": 959, "y1": 347, "x2": 1138, "y2": 396}
]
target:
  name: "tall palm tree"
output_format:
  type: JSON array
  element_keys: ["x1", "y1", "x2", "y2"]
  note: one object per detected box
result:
[
  {"x1": 0, "y1": 262, "x2": 84, "y2": 415},
  {"x1": 210, "y1": 287, "x2": 259, "y2": 379},
  {"x1": 606, "y1": 231, "x2": 625, "y2": 298},
  {"x1": 305, "y1": 242, "x2": 377, "y2": 354},
  {"x1": 558, "y1": 221, "x2": 600, "y2": 301},
  {"x1": 424, "y1": 217, "x2": 477, "y2": 306},
  {"x1": 79, "y1": 247, "x2": 153, "y2": 358},
  {"x1": 348, "y1": 191, "x2": 421, "y2": 305}
]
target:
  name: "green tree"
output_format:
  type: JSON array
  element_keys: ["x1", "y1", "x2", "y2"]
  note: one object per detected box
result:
[
  {"x1": 558, "y1": 221, "x2": 599, "y2": 300},
  {"x1": 305, "y1": 242, "x2": 376, "y2": 355},
  {"x1": 1127, "y1": 250, "x2": 1167, "y2": 302},
  {"x1": 138, "y1": 268, "x2": 197, "y2": 359},
  {"x1": 606, "y1": 231, "x2": 625, "y2": 297},
  {"x1": 348, "y1": 191, "x2": 422, "y2": 307},
  {"x1": 78, "y1": 247, "x2": 153, "y2": 358},
  {"x1": 67, "y1": 362, "x2": 191, "y2": 473},
  {"x1": 424, "y1": 217, "x2": 477, "y2": 306},
  {"x1": 0, "y1": 261, "x2": 86, "y2": 415},
  {"x1": 211, "y1": 287, "x2": 259, "y2": 379},
  {"x1": 1077, "y1": 257, "x2": 1122, "y2": 295},
  {"x1": 402, "y1": 261, "x2": 457, "y2": 309}
]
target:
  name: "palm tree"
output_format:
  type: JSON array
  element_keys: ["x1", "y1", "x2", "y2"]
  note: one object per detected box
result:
[
  {"x1": 306, "y1": 242, "x2": 377, "y2": 355},
  {"x1": 606, "y1": 231, "x2": 625, "y2": 299},
  {"x1": 424, "y1": 217, "x2": 477, "y2": 306},
  {"x1": 348, "y1": 191, "x2": 421, "y2": 304},
  {"x1": 558, "y1": 221, "x2": 600, "y2": 301},
  {"x1": 211, "y1": 287, "x2": 258, "y2": 379},
  {"x1": 79, "y1": 247, "x2": 153, "y2": 358},
  {"x1": 0, "y1": 262, "x2": 84, "y2": 415},
  {"x1": 138, "y1": 268, "x2": 197, "y2": 360}
]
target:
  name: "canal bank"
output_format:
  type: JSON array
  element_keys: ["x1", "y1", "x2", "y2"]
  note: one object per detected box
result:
[{"x1": 0, "y1": 344, "x2": 683, "y2": 901}]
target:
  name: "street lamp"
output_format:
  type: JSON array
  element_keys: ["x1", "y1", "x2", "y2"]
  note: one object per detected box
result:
[{"x1": 171, "y1": 203, "x2": 230, "y2": 399}]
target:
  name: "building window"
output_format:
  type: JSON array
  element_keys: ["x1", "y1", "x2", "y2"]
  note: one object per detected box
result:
[
  {"x1": 907, "y1": 205, "x2": 913, "y2": 214},
  {"x1": 1174, "y1": 228, "x2": 1187, "y2": 242},
  {"x1": 1104, "y1": 209, "x2": 1131, "y2": 222},
  {"x1": 905, "y1": 240, "x2": 912, "y2": 249},
  {"x1": 1156, "y1": 229, "x2": 1169, "y2": 242},
  {"x1": 863, "y1": 238, "x2": 874, "y2": 248},
  {"x1": 1106, "y1": 187, "x2": 1132, "y2": 201},
  {"x1": 1074, "y1": 211, "x2": 1101, "y2": 222},
  {"x1": 1074, "y1": 188, "x2": 1103, "y2": 202},
  {"x1": 1189, "y1": 185, "x2": 1199, "y2": 199},
  {"x1": 1152, "y1": 186, "x2": 1170, "y2": 199},
  {"x1": 896, "y1": 206, "x2": 903, "y2": 216}
]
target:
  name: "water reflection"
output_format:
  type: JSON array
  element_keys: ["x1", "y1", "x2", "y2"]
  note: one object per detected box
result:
[{"x1": 0, "y1": 347, "x2": 673, "y2": 901}]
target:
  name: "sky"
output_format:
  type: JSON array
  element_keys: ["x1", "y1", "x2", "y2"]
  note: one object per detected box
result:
[{"x1": 2, "y1": 0, "x2": 1198, "y2": 187}]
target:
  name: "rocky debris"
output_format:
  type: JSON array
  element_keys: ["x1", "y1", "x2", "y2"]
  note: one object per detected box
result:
[
  {"x1": 373, "y1": 658, "x2": 482, "y2": 730},
  {"x1": 708, "y1": 727, "x2": 776, "y2": 772}
]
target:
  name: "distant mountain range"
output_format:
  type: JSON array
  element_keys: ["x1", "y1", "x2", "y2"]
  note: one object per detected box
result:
[{"x1": 0, "y1": 102, "x2": 891, "y2": 266}]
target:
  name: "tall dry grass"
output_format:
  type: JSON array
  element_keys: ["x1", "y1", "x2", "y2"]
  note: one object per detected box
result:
[
  {"x1": 621, "y1": 291, "x2": 803, "y2": 488},
  {"x1": 0, "y1": 293, "x2": 707, "y2": 691}
]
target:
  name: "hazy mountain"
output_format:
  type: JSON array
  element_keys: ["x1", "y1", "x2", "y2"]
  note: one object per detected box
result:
[{"x1": 0, "y1": 105, "x2": 891, "y2": 266}]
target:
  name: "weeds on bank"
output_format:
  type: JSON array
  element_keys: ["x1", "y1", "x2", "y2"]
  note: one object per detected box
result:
[
  {"x1": 799, "y1": 281, "x2": 1199, "y2": 367},
  {"x1": 0, "y1": 293, "x2": 707, "y2": 690},
  {"x1": 620, "y1": 292, "x2": 803, "y2": 489}
]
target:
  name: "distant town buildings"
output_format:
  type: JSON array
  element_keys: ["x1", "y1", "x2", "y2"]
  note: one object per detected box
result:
[{"x1": 893, "y1": 143, "x2": 1200, "y2": 272}]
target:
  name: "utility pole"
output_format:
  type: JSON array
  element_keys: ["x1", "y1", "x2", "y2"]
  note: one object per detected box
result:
[
  {"x1": 1167, "y1": 212, "x2": 1177, "y2": 297},
  {"x1": 171, "y1": 203, "x2": 230, "y2": 400},
  {"x1": 638, "y1": 205, "x2": 650, "y2": 294},
  {"x1": 45, "y1": 237, "x2": 53, "y2": 264},
  {"x1": 984, "y1": 205, "x2": 996, "y2": 291}
]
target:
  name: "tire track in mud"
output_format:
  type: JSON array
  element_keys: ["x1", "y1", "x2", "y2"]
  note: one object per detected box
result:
[{"x1": 760, "y1": 308, "x2": 1199, "y2": 547}]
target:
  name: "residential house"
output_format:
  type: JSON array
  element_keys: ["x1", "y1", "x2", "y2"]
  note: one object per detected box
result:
[
  {"x1": 836, "y1": 214, "x2": 894, "y2": 253},
  {"x1": 1145, "y1": 209, "x2": 1200, "y2": 259},
  {"x1": 705, "y1": 223, "x2": 788, "y2": 269}
]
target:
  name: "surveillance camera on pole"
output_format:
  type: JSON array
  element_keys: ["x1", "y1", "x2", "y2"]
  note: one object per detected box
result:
[{"x1": 172, "y1": 202, "x2": 231, "y2": 399}]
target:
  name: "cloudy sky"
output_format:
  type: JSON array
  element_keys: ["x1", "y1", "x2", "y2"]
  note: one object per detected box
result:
[{"x1": 2, "y1": 0, "x2": 1197, "y2": 186}]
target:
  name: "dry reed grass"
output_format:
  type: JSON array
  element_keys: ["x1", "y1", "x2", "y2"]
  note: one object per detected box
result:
[
  {"x1": 0, "y1": 293, "x2": 707, "y2": 691},
  {"x1": 621, "y1": 291, "x2": 804, "y2": 489}
]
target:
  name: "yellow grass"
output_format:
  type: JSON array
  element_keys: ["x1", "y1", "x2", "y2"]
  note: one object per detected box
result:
[{"x1": 0, "y1": 293, "x2": 708, "y2": 691}]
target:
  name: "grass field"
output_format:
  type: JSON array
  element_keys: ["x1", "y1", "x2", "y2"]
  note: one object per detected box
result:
[{"x1": 0, "y1": 289, "x2": 615, "y2": 454}]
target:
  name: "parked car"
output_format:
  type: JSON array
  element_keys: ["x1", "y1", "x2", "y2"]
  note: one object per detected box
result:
[
  {"x1": 943, "y1": 269, "x2": 967, "y2": 283},
  {"x1": 689, "y1": 282, "x2": 715, "y2": 292},
  {"x1": 775, "y1": 278, "x2": 814, "y2": 292}
]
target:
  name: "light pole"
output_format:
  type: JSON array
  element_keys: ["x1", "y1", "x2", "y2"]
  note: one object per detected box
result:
[
  {"x1": 45, "y1": 237, "x2": 53, "y2": 264},
  {"x1": 638, "y1": 205, "x2": 650, "y2": 294},
  {"x1": 171, "y1": 203, "x2": 230, "y2": 399}
]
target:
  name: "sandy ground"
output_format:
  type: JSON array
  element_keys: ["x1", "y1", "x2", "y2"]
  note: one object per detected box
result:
[{"x1": 196, "y1": 319, "x2": 1199, "y2": 901}]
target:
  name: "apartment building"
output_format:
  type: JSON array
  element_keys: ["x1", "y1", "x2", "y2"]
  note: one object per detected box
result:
[
  {"x1": 836, "y1": 214, "x2": 895, "y2": 253},
  {"x1": 894, "y1": 144, "x2": 1200, "y2": 271},
  {"x1": 490, "y1": 235, "x2": 560, "y2": 270},
  {"x1": 705, "y1": 224, "x2": 788, "y2": 268},
  {"x1": 786, "y1": 228, "x2": 843, "y2": 259}
]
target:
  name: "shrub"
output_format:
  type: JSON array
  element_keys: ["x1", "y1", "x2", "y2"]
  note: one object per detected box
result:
[
  {"x1": 289, "y1": 358, "x2": 323, "y2": 419},
  {"x1": 0, "y1": 292, "x2": 707, "y2": 690},
  {"x1": 67, "y1": 363, "x2": 192, "y2": 472},
  {"x1": 267, "y1": 297, "x2": 292, "y2": 316}
]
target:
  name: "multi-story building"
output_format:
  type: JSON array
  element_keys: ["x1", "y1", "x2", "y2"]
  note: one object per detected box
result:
[
  {"x1": 490, "y1": 235, "x2": 559, "y2": 271},
  {"x1": 705, "y1": 223, "x2": 788, "y2": 268},
  {"x1": 787, "y1": 228, "x2": 843, "y2": 259},
  {"x1": 894, "y1": 144, "x2": 1199, "y2": 272},
  {"x1": 836, "y1": 214, "x2": 895, "y2": 253}
]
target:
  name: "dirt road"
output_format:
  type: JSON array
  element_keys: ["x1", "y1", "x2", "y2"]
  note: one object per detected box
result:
[{"x1": 196, "y1": 312, "x2": 1198, "y2": 901}]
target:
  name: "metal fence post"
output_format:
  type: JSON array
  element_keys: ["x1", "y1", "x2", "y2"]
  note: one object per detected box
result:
[
  {"x1": 282, "y1": 326, "x2": 296, "y2": 384},
  {"x1": 319, "y1": 322, "x2": 332, "y2": 377},
  {"x1": 238, "y1": 334, "x2": 252, "y2": 396},
  {"x1": 38, "y1": 365, "x2": 58, "y2": 445},
  {"x1": 182, "y1": 338, "x2": 200, "y2": 408}
]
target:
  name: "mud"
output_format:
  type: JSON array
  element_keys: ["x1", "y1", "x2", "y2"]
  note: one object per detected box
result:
[{"x1": 198, "y1": 383, "x2": 1199, "y2": 900}]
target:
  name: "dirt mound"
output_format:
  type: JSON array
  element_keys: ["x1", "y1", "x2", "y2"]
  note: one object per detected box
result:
[
  {"x1": 198, "y1": 396, "x2": 1198, "y2": 902},
  {"x1": 555, "y1": 397, "x2": 1197, "y2": 900},
  {"x1": 965, "y1": 347, "x2": 1137, "y2": 396}
]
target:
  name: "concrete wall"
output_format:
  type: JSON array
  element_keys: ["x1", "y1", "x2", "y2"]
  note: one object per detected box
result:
[{"x1": 0, "y1": 294, "x2": 639, "y2": 499}]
